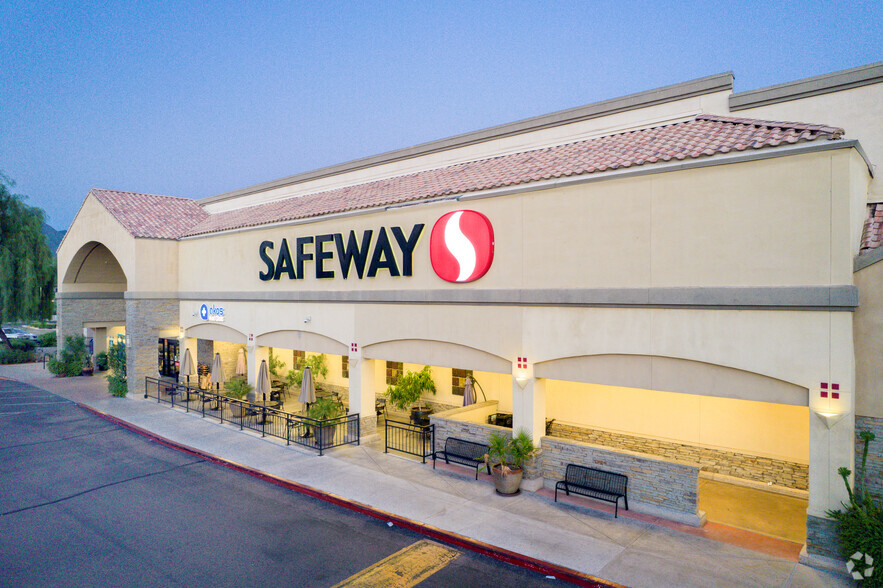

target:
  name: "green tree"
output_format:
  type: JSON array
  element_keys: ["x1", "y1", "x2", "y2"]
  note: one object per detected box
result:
[{"x1": 0, "y1": 174, "x2": 55, "y2": 349}]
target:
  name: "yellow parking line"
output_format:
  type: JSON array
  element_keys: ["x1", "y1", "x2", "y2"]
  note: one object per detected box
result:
[{"x1": 332, "y1": 539, "x2": 461, "y2": 588}]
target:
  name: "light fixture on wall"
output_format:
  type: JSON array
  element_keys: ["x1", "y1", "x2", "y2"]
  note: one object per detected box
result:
[
  {"x1": 304, "y1": 316, "x2": 311, "y2": 324},
  {"x1": 515, "y1": 375, "x2": 530, "y2": 389},
  {"x1": 812, "y1": 408, "x2": 846, "y2": 429}
]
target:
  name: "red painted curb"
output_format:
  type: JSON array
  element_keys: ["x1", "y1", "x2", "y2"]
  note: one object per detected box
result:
[{"x1": 77, "y1": 403, "x2": 623, "y2": 588}]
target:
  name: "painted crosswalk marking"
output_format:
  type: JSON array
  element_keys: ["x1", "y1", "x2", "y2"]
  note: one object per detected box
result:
[{"x1": 332, "y1": 539, "x2": 460, "y2": 587}]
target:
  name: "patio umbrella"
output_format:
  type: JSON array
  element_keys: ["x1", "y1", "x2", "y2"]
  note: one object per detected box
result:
[
  {"x1": 236, "y1": 348, "x2": 247, "y2": 376},
  {"x1": 299, "y1": 366, "x2": 316, "y2": 407},
  {"x1": 463, "y1": 376, "x2": 476, "y2": 406},
  {"x1": 210, "y1": 352, "x2": 225, "y2": 391},
  {"x1": 253, "y1": 359, "x2": 269, "y2": 403},
  {"x1": 180, "y1": 348, "x2": 195, "y2": 386}
]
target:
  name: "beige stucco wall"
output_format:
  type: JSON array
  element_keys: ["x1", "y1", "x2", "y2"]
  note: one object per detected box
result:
[
  {"x1": 737, "y1": 82, "x2": 883, "y2": 200},
  {"x1": 180, "y1": 149, "x2": 864, "y2": 295},
  {"x1": 855, "y1": 260, "x2": 883, "y2": 417},
  {"x1": 58, "y1": 194, "x2": 180, "y2": 294},
  {"x1": 545, "y1": 380, "x2": 809, "y2": 463}
]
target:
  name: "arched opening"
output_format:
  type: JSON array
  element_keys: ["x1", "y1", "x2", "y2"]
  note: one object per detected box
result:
[
  {"x1": 62, "y1": 241, "x2": 127, "y2": 291},
  {"x1": 536, "y1": 353, "x2": 809, "y2": 543}
]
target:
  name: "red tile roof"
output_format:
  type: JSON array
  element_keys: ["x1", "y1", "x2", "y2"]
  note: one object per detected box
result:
[
  {"x1": 183, "y1": 114, "x2": 844, "y2": 237},
  {"x1": 89, "y1": 114, "x2": 846, "y2": 239},
  {"x1": 89, "y1": 189, "x2": 208, "y2": 239},
  {"x1": 860, "y1": 203, "x2": 883, "y2": 254}
]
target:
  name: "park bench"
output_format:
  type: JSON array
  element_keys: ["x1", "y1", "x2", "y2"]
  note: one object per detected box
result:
[
  {"x1": 554, "y1": 464, "x2": 629, "y2": 517},
  {"x1": 433, "y1": 437, "x2": 490, "y2": 479}
]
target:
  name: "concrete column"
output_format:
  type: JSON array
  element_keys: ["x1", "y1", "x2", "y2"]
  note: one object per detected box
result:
[
  {"x1": 803, "y1": 312, "x2": 856, "y2": 564},
  {"x1": 511, "y1": 376, "x2": 547, "y2": 447},
  {"x1": 93, "y1": 328, "x2": 108, "y2": 356},
  {"x1": 348, "y1": 354, "x2": 378, "y2": 436}
]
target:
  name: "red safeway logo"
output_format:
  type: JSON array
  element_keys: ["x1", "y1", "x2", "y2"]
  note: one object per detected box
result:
[{"x1": 430, "y1": 210, "x2": 494, "y2": 283}]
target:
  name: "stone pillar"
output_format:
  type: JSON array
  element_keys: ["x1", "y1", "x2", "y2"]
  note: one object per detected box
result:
[
  {"x1": 125, "y1": 298, "x2": 179, "y2": 398},
  {"x1": 348, "y1": 352, "x2": 377, "y2": 437},
  {"x1": 93, "y1": 328, "x2": 109, "y2": 356},
  {"x1": 802, "y1": 312, "x2": 855, "y2": 566}
]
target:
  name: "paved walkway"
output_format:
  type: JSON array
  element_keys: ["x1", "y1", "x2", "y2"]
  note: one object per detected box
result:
[{"x1": 0, "y1": 363, "x2": 852, "y2": 588}]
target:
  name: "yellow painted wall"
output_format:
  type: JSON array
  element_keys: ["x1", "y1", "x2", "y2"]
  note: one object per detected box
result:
[{"x1": 545, "y1": 379, "x2": 809, "y2": 463}]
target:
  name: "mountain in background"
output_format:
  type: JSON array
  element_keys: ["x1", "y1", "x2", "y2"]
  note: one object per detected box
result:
[{"x1": 42, "y1": 223, "x2": 66, "y2": 255}]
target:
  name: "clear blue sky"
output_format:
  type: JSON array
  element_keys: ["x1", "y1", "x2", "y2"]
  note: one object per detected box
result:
[{"x1": 2, "y1": 1, "x2": 881, "y2": 230}]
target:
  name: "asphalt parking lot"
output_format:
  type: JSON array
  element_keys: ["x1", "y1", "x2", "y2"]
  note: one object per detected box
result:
[{"x1": 0, "y1": 379, "x2": 559, "y2": 587}]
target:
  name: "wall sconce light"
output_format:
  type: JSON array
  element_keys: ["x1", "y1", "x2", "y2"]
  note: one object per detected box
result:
[
  {"x1": 515, "y1": 375, "x2": 530, "y2": 389},
  {"x1": 179, "y1": 327, "x2": 185, "y2": 339},
  {"x1": 812, "y1": 408, "x2": 846, "y2": 429}
]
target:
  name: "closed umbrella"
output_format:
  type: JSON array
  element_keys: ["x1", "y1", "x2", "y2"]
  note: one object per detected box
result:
[
  {"x1": 253, "y1": 359, "x2": 269, "y2": 404},
  {"x1": 299, "y1": 366, "x2": 316, "y2": 407},
  {"x1": 180, "y1": 348, "x2": 195, "y2": 386},
  {"x1": 210, "y1": 353, "x2": 225, "y2": 391},
  {"x1": 236, "y1": 348, "x2": 247, "y2": 376},
  {"x1": 463, "y1": 376, "x2": 476, "y2": 406}
]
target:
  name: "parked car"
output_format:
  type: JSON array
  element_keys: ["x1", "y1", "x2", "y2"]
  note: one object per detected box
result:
[{"x1": 2, "y1": 327, "x2": 38, "y2": 341}]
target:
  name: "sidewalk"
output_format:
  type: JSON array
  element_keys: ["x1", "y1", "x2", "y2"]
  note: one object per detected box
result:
[{"x1": 1, "y1": 363, "x2": 852, "y2": 588}]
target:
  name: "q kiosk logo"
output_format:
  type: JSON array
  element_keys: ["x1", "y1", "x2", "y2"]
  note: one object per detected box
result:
[{"x1": 430, "y1": 210, "x2": 495, "y2": 283}]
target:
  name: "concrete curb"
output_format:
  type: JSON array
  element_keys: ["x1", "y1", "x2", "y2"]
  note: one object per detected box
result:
[{"x1": 77, "y1": 402, "x2": 623, "y2": 588}]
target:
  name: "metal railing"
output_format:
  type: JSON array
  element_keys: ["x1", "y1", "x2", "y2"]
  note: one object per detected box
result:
[
  {"x1": 145, "y1": 377, "x2": 360, "y2": 455},
  {"x1": 384, "y1": 418, "x2": 434, "y2": 463}
]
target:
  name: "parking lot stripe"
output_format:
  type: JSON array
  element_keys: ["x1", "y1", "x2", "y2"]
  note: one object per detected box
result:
[{"x1": 331, "y1": 539, "x2": 460, "y2": 587}]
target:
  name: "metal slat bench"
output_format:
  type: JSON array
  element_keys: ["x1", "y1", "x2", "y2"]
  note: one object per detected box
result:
[
  {"x1": 433, "y1": 437, "x2": 491, "y2": 480},
  {"x1": 555, "y1": 464, "x2": 629, "y2": 517}
]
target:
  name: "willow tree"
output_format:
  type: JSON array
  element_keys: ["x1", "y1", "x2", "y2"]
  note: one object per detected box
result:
[{"x1": 0, "y1": 175, "x2": 56, "y2": 349}]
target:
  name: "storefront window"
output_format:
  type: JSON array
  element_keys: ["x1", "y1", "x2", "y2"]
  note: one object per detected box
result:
[
  {"x1": 341, "y1": 355, "x2": 349, "y2": 379},
  {"x1": 386, "y1": 361, "x2": 403, "y2": 385},
  {"x1": 452, "y1": 368, "x2": 473, "y2": 396},
  {"x1": 293, "y1": 349, "x2": 305, "y2": 369},
  {"x1": 158, "y1": 338, "x2": 179, "y2": 378}
]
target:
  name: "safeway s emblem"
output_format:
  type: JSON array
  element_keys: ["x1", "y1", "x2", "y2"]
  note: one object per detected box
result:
[{"x1": 430, "y1": 210, "x2": 494, "y2": 283}]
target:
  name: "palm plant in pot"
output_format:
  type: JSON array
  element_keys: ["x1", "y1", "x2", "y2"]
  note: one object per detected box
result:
[
  {"x1": 485, "y1": 429, "x2": 536, "y2": 495},
  {"x1": 308, "y1": 397, "x2": 343, "y2": 447},
  {"x1": 384, "y1": 365, "x2": 436, "y2": 424}
]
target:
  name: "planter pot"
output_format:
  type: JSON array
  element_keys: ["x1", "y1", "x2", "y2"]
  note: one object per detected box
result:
[
  {"x1": 410, "y1": 406, "x2": 431, "y2": 426},
  {"x1": 491, "y1": 464, "x2": 523, "y2": 495},
  {"x1": 81, "y1": 367, "x2": 93, "y2": 377},
  {"x1": 316, "y1": 424, "x2": 336, "y2": 448}
]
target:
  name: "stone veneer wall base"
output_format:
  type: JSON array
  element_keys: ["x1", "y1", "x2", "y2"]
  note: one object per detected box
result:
[{"x1": 798, "y1": 545, "x2": 850, "y2": 578}]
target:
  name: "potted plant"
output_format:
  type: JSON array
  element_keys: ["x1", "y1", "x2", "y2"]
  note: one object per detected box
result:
[
  {"x1": 385, "y1": 365, "x2": 436, "y2": 424},
  {"x1": 485, "y1": 429, "x2": 536, "y2": 495},
  {"x1": 95, "y1": 351, "x2": 109, "y2": 371},
  {"x1": 224, "y1": 377, "x2": 252, "y2": 401},
  {"x1": 308, "y1": 397, "x2": 343, "y2": 447}
]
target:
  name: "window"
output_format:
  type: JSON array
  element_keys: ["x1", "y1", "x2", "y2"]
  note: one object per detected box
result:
[
  {"x1": 386, "y1": 361, "x2": 403, "y2": 385},
  {"x1": 452, "y1": 368, "x2": 473, "y2": 397},
  {"x1": 292, "y1": 349, "x2": 305, "y2": 369},
  {"x1": 342, "y1": 355, "x2": 349, "y2": 379},
  {"x1": 157, "y1": 338, "x2": 179, "y2": 378}
]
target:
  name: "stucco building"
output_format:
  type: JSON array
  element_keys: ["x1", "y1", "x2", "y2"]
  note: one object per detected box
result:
[{"x1": 57, "y1": 61, "x2": 883, "y2": 568}]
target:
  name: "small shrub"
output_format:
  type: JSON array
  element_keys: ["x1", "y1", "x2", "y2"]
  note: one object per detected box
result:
[
  {"x1": 37, "y1": 332, "x2": 56, "y2": 347},
  {"x1": 9, "y1": 338, "x2": 36, "y2": 352},
  {"x1": 95, "y1": 351, "x2": 108, "y2": 371},
  {"x1": 224, "y1": 377, "x2": 252, "y2": 400},
  {"x1": 106, "y1": 341, "x2": 127, "y2": 396},
  {"x1": 28, "y1": 321, "x2": 55, "y2": 329},
  {"x1": 47, "y1": 335, "x2": 87, "y2": 377},
  {"x1": 0, "y1": 347, "x2": 35, "y2": 364},
  {"x1": 828, "y1": 430, "x2": 883, "y2": 586},
  {"x1": 107, "y1": 373, "x2": 128, "y2": 397}
]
